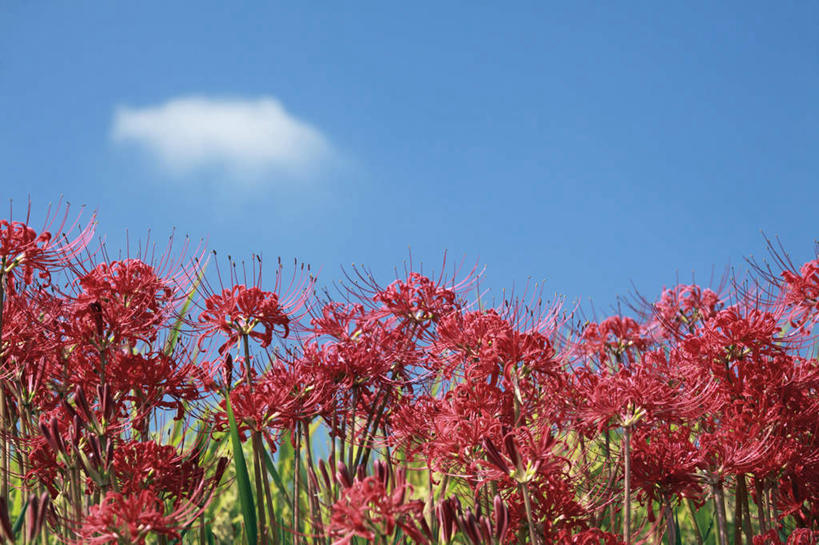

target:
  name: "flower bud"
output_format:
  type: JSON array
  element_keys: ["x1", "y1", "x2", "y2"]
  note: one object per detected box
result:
[
  {"x1": 504, "y1": 433, "x2": 521, "y2": 470},
  {"x1": 336, "y1": 461, "x2": 353, "y2": 488}
]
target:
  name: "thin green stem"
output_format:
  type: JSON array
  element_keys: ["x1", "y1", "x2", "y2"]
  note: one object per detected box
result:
[
  {"x1": 623, "y1": 425, "x2": 632, "y2": 545},
  {"x1": 293, "y1": 423, "x2": 302, "y2": 545},
  {"x1": 243, "y1": 334, "x2": 268, "y2": 544},
  {"x1": 519, "y1": 483, "x2": 540, "y2": 545},
  {"x1": 713, "y1": 480, "x2": 729, "y2": 545},
  {"x1": 686, "y1": 498, "x2": 704, "y2": 545}
]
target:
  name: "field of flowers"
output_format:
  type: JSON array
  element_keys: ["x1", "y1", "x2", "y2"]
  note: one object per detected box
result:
[{"x1": 0, "y1": 202, "x2": 817, "y2": 545}]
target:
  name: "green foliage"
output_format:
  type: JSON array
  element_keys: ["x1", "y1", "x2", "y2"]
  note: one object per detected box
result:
[{"x1": 226, "y1": 396, "x2": 257, "y2": 545}]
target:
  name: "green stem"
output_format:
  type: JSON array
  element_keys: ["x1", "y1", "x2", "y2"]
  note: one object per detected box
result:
[
  {"x1": 686, "y1": 498, "x2": 704, "y2": 545},
  {"x1": 519, "y1": 483, "x2": 539, "y2": 545},
  {"x1": 302, "y1": 422, "x2": 324, "y2": 545},
  {"x1": 293, "y1": 423, "x2": 302, "y2": 545},
  {"x1": 0, "y1": 272, "x2": 8, "y2": 503},
  {"x1": 734, "y1": 478, "x2": 743, "y2": 545},
  {"x1": 713, "y1": 480, "x2": 729, "y2": 545},
  {"x1": 623, "y1": 426, "x2": 632, "y2": 545},
  {"x1": 665, "y1": 499, "x2": 676, "y2": 545},
  {"x1": 738, "y1": 475, "x2": 754, "y2": 545},
  {"x1": 243, "y1": 335, "x2": 268, "y2": 544}
]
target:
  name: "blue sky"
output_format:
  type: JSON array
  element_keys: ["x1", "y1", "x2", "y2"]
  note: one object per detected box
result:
[{"x1": 1, "y1": 2, "x2": 817, "y2": 313}]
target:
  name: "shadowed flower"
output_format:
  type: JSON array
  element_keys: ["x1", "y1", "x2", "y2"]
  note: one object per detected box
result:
[
  {"x1": 78, "y1": 490, "x2": 183, "y2": 545},
  {"x1": 329, "y1": 461, "x2": 429, "y2": 545}
]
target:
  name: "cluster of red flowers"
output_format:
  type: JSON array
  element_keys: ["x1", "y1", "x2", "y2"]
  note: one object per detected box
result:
[
  {"x1": 0, "y1": 205, "x2": 226, "y2": 544},
  {"x1": 1, "y1": 202, "x2": 818, "y2": 545}
]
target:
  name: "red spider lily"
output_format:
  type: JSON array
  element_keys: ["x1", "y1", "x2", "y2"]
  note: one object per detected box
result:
[
  {"x1": 434, "y1": 309, "x2": 512, "y2": 378},
  {"x1": 103, "y1": 348, "x2": 206, "y2": 419},
  {"x1": 777, "y1": 441, "x2": 819, "y2": 527},
  {"x1": 580, "y1": 316, "x2": 651, "y2": 367},
  {"x1": 0, "y1": 288, "x2": 63, "y2": 382},
  {"x1": 302, "y1": 316, "x2": 428, "y2": 462},
  {"x1": 77, "y1": 490, "x2": 187, "y2": 545},
  {"x1": 338, "y1": 255, "x2": 475, "y2": 315},
  {"x1": 573, "y1": 355, "x2": 678, "y2": 434},
  {"x1": 435, "y1": 307, "x2": 563, "y2": 379},
  {"x1": 77, "y1": 445, "x2": 226, "y2": 544},
  {"x1": 195, "y1": 254, "x2": 314, "y2": 354},
  {"x1": 71, "y1": 259, "x2": 174, "y2": 345},
  {"x1": 780, "y1": 259, "x2": 819, "y2": 329},
  {"x1": 696, "y1": 305, "x2": 784, "y2": 361},
  {"x1": 650, "y1": 284, "x2": 723, "y2": 338},
  {"x1": 432, "y1": 307, "x2": 569, "y2": 427},
  {"x1": 198, "y1": 285, "x2": 290, "y2": 355},
  {"x1": 786, "y1": 529, "x2": 819, "y2": 545},
  {"x1": 329, "y1": 461, "x2": 429, "y2": 545},
  {"x1": 110, "y1": 440, "x2": 217, "y2": 496},
  {"x1": 630, "y1": 423, "x2": 704, "y2": 513},
  {"x1": 215, "y1": 358, "x2": 329, "y2": 447},
  {"x1": 309, "y1": 301, "x2": 366, "y2": 341},
  {"x1": 373, "y1": 271, "x2": 458, "y2": 328},
  {"x1": 754, "y1": 529, "x2": 784, "y2": 545},
  {"x1": 25, "y1": 434, "x2": 63, "y2": 496},
  {"x1": 751, "y1": 528, "x2": 818, "y2": 545},
  {"x1": 390, "y1": 381, "x2": 513, "y2": 475},
  {"x1": 554, "y1": 527, "x2": 625, "y2": 545},
  {"x1": 304, "y1": 318, "x2": 415, "y2": 394},
  {"x1": 482, "y1": 431, "x2": 607, "y2": 544},
  {"x1": 481, "y1": 431, "x2": 593, "y2": 542},
  {"x1": 0, "y1": 201, "x2": 95, "y2": 289}
]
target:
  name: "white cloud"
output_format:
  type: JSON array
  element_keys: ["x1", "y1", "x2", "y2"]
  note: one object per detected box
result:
[{"x1": 112, "y1": 96, "x2": 334, "y2": 178}]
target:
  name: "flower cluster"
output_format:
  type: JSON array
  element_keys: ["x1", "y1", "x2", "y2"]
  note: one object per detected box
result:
[{"x1": 2, "y1": 202, "x2": 819, "y2": 545}]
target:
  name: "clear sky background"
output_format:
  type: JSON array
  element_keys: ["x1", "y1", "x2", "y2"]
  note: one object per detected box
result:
[{"x1": 1, "y1": 2, "x2": 817, "y2": 314}]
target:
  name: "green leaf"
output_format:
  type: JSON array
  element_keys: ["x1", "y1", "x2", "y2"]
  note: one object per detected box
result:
[
  {"x1": 226, "y1": 395, "x2": 257, "y2": 545},
  {"x1": 12, "y1": 498, "x2": 28, "y2": 537},
  {"x1": 263, "y1": 447, "x2": 292, "y2": 506},
  {"x1": 674, "y1": 510, "x2": 682, "y2": 545},
  {"x1": 391, "y1": 527, "x2": 405, "y2": 545}
]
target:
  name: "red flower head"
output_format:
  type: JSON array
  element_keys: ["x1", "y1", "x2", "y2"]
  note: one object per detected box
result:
[
  {"x1": 329, "y1": 461, "x2": 429, "y2": 545},
  {"x1": 787, "y1": 529, "x2": 819, "y2": 545},
  {"x1": 781, "y1": 258, "x2": 819, "y2": 329},
  {"x1": 78, "y1": 490, "x2": 181, "y2": 545},
  {"x1": 580, "y1": 315, "x2": 651, "y2": 366},
  {"x1": 0, "y1": 201, "x2": 94, "y2": 290},
  {"x1": 196, "y1": 255, "x2": 314, "y2": 355},
  {"x1": 71, "y1": 259, "x2": 174, "y2": 346},
  {"x1": 630, "y1": 423, "x2": 704, "y2": 508},
  {"x1": 651, "y1": 284, "x2": 723, "y2": 338},
  {"x1": 198, "y1": 285, "x2": 289, "y2": 354},
  {"x1": 374, "y1": 272, "x2": 457, "y2": 328}
]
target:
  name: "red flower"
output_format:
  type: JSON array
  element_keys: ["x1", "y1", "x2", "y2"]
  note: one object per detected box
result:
[
  {"x1": 60, "y1": 259, "x2": 177, "y2": 356},
  {"x1": 198, "y1": 285, "x2": 290, "y2": 354},
  {"x1": 111, "y1": 440, "x2": 209, "y2": 496},
  {"x1": 329, "y1": 461, "x2": 428, "y2": 545},
  {"x1": 374, "y1": 272, "x2": 457, "y2": 328},
  {"x1": 651, "y1": 284, "x2": 722, "y2": 338},
  {"x1": 754, "y1": 529, "x2": 783, "y2": 545},
  {"x1": 78, "y1": 490, "x2": 181, "y2": 545},
  {"x1": 215, "y1": 358, "x2": 329, "y2": 445},
  {"x1": 0, "y1": 202, "x2": 94, "y2": 289},
  {"x1": 631, "y1": 423, "x2": 703, "y2": 508},
  {"x1": 554, "y1": 528, "x2": 625, "y2": 545},
  {"x1": 787, "y1": 529, "x2": 819, "y2": 545},
  {"x1": 781, "y1": 259, "x2": 819, "y2": 328},
  {"x1": 580, "y1": 316, "x2": 650, "y2": 365}
]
